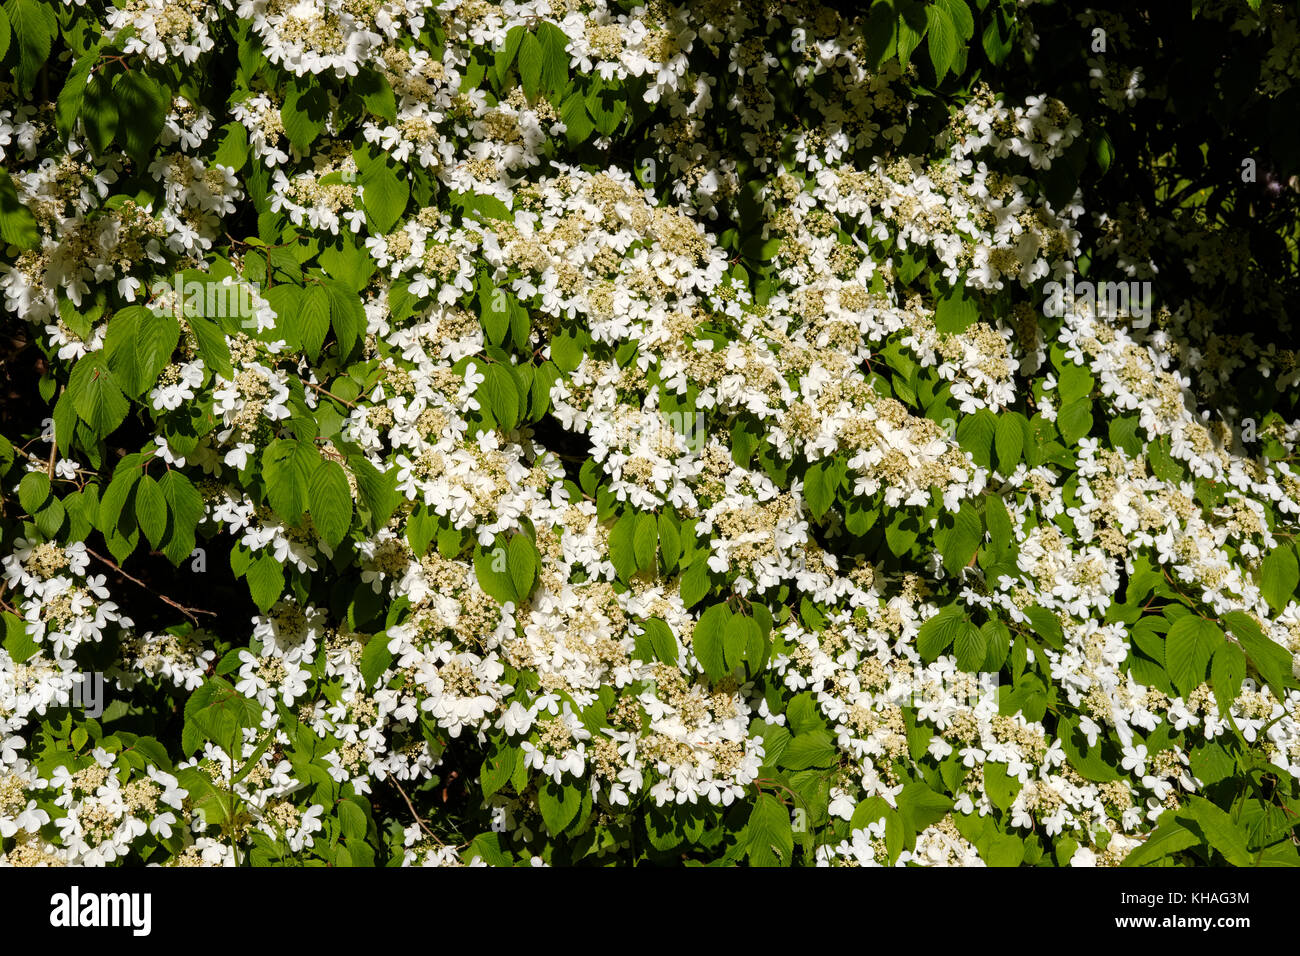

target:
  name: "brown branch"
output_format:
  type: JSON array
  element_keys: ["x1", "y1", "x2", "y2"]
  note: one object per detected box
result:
[
  {"x1": 389, "y1": 776, "x2": 446, "y2": 846},
  {"x1": 83, "y1": 546, "x2": 217, "y2": 626},
  {"x1": 0, "y1": 582, "x2": 18, "y2": 617},
  {"x1": 302, "y1": 379, "x2": 358, "y2": 409}
]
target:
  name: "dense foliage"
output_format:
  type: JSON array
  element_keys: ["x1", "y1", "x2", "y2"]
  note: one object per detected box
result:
[{"x1": 1, "y1": 0, "x2": 1299, "y2": 867}]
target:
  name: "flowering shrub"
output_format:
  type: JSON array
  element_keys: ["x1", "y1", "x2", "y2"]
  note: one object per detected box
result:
[{"x1": 1, "y1": 0, "x2": 1299, "y2": 868}]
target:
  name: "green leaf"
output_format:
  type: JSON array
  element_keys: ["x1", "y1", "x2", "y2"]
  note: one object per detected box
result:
[
  {"x1": 4, "y1": 610, "x2": 39, "y2": 663},
  {"x1": 17, "y1": 470, "x2": 49, "y2": 514},
  {"x1": 1122, "y1": 819, "x2": 1199, "y2": 867},
  {"x1": 1057, "y1": 715, "x2": 1120, "y2": 782},
  {"x1": 188, "y1": 316, "x2": 233, "y2": 380},
  {"x1": 81, "y1": 72, "x2": 119, "y2": 155},
  {"x1": 213, "y1": 121, "x2": 249, "y2": 171},
  {"x1": 608, "y1": 511, "x2": 637, "y2": 580},
  {"x1": 494, "y1": 25, "x2": 526, "y2": 83},
  {"x1": 308, "y1": 459, "x2": 353, "y2": 549},
  {"x1": 862, "y1": 2, "x2": 898, "y2": 69},
  {"x1": 1165, "y1": 616, "x2": 1224, "y2": 697},
  {"x1": 1057, "y1": 362, "x2": 1095, "y2": 407},
  {"x1": 538, "y1": 779, "x2": 581, "y2": 834},
  {"x1": 956, "y1": 409, "x2": 996, "y2": 468},
  {"x1": 897, "y1": 782, "x2": 953, "y2": 835},
  {"x1": 980, "y1": 618, "x2": 1011, "y2": 671},
  {"x1": 507, "y1": 533, "x2": 539, "y2": 602},
  {"x1": 936, "y1": 0, "x2": 974, "y2": 40},
  {"x1": 538, "y1": 22, "x2": 570, "y2": 93},
  {"x1": 104, "y1": 305, "x2": 180, "y2": 397},
  {"x1": 560, "y1": 92, "x2": 594, "y2": 145},
  {"x1": 1221, "y1": 611, "x2": 1294, "y2": 699},
  {"x1": 940, "y1": 501, "x2": 982, "y2": 575},
  {"x1": 641, "y1": 618, "x2": 678, "y2": 665},
  {"x1": 804, "y1": 461, "x2": 836, "y2": 518},
  {"x1": 56, "y1": 52, "x2": 95, "y2": 140},
  {"x1": 679, "y1": 557, "x2": 710, "y2": 607},
  {"x1": 723, "y1": 613, "x2": 765, "y2": 673},
  {"x1": 346, "y1": 452, "x2": 398, "y2": 530},
  {"x1": 1182, "y1": 796, "x2": 1253, "y2": 867},
  {"x1": 325, "y1": 280, "x2": 364, "y2": 357},
  {"x1": 984, "y1": 762, "x2": 1020, "y2": 810},
  {"x1": 4, "y1": 0, "x2": 55, "y2": 95},
  {"x1": 692, "y1": 604, "x2": 730, "y2": 681},
  {"x1": 1259, "y1": 545, "x2": 1299, "y2": 613},
  {"x1": 299, "y1": 285, "x2": 331, "y2": 360},
  {"x1": 69, "y1": 355, "x2": 130, "y2": 437},
  {"x1": 360, "y1": 160, "x2": 409, "y2": 233},
  {"x1": 518, "y1": 31, "x2": 543, "y2": 98},
  {"x1": 1210, "y1": 640, "x2": 1246, "y2": 716},
  {"x1": 281, "y1": 76, "x2": 330, "y2": 153},
  {"x1": 633, "y1": 512, "x2": 657, "y2": 571},
  {"x1": 355, "y1": 68, "x2": 397, "y2": 124},
  {"x1": 925, "y1": 5, "x2": 957, "y2": 78},
  {"x1": 480, "y1": 364, "x2": 522, "y2": 431},
  {"x1": 481, "y1": 747, "x2": 518, "y2": 797},
  {"x1": 918, "y1": 605, "x2": 976, "y2": 661},
  {"x1": 134, "y1": 474, "x2": 168, "y2": 549},
  {"x1": 981, "y1": 8, "x2": 1014, "y2": 65},
  {"x1": 114, "y1": 71, "x2": 169, "y2": 162},
  {"x1": 338, "y1": 799, "x2": 368, "y2": 841},
  {"x1": 1024, "y1": 605, "x2": 1064, "y2": 649},
  {"x1": 778, "y1": 730, "x2": 836, "y2": 771},
  {"x1": 158, "y1": 470, "x2": 204, "y2": 566},
  {"x1": 934, "y1": 284, "x2": 977, "y2": 333},
  {"x1": 359, "y1": 635, "x2": 392, "y2": 689},
  {"x1": 1057, "y1": 397, "x2": 1094, "y2": 446},
  {"x1": 0, "y1": 167, "x2": 39, "y2": 249},
  {"x1": 953, "y1": 620, "x2": 988, "y2": 672},
  {"x1": 246, "y1": 553, "x2": 285, "y2": 612},
  {"x1": 994, "y1": 413, "x2": 1024, "y2": 473},
  {"x1": 745, "y1": 793, "x2": 794, "y2": 867},
  {"x1": 477, "y1": 272, "x2": 511, "y2": 346}
]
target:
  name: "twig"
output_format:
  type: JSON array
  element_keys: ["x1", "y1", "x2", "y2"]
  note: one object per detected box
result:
[
  {"x1": 389, "y1": 776, "x2": 446, "y2": 846},
  {"x1": 302, "y1": 379, "x2": 358, "y2": 409},
  {"x1": 83, "y1": 546, "x2": 217, "y2": 626},
  {"x1": 0, "y1": 582, "x2": 18, "y2": 616}
]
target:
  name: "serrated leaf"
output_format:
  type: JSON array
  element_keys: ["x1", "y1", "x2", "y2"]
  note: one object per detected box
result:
[
  {"x1": 994, "y1": 413, "x2": 1024, "y2": 474},
  {"x1": 507, "y1": 533, "x2": 539, "y2": 602},
  {"x1": 69, "y1": 355, "x2": 130, "y2": 437},
  {"x1": 360, "y1": 161, "x2": 409, "y2": 233},
  {"x1": 247, "y1": 553, "x2": 285, "y2": 612},
  {"x1": 538, "y1": 779, "x2": 581, "y2": 834},
  {"x1": 158, "y1": 470, "x2": 203, "y2": 566},
  {"x1": 114, "y1": 71, "x2": 169, "y2": 162},
  {"x1": 0, "y1": 168, "x2": 39, "y2": 250},
  {"x1": 746, "y1": 793, "x2": 794, "y2": 867},
  {"x1": 1165, "y1": 616, "x2": 1224, "y2": 696},
  {"x1": 1259, "y1": 545, "x2": 1299, "y2": 613},
  {"x1": 17, "y1": 470, "x2": 49, "y2": 514},
  {"x1": 308, "y1": 459, "x2": 352, "y2": 549},
  {"x1": 134, "y1": 474, "x2": 168, "y2": 549},
  {"x1": 926, "y1": 5, "x2": 957, "y2": 78},
  {"x1": 692, "y1": 604, "x2": 730, "y2": 682}
]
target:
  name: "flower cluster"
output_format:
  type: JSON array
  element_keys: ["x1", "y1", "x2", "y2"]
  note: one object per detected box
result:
[{"x1": 1, "y1": 0, "x2": 1298, "y2": 868}]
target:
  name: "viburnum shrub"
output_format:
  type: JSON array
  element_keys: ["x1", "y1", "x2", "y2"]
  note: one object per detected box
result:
[{"x1": 0, "y1": 0, "x2": 1298, "y2": 869}]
